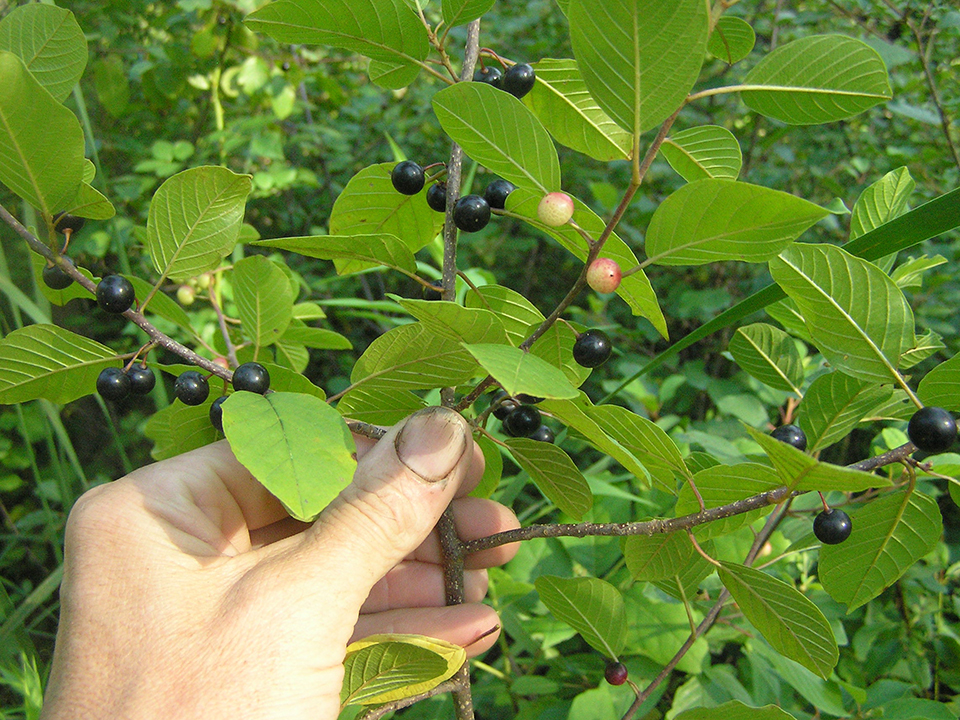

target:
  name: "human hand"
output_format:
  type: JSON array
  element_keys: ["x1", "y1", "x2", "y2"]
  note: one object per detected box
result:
[{"x1": 40, "y1": 406, "x2": 519, "y2": 720}]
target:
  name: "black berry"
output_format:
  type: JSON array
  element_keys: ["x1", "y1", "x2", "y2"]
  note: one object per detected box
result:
[
  {"x1": 573, "y1": 330, "x2": 612, "y2": 368},
  {"x1": 281, "y1": 61, "x2": 291, "y2": 71},
  {"x1": 175, "y1": 371, "x2": 209, "y2": 406},
  {"x1": 483, "y1": 179, "x2": 516, "y2": 210},
  {"x1": 97, "y1": 367, "x2": 131, "y2": 401},
  {"x1": 473, "y1": 65, "x2": 502, "y2": 88},
  {"x1": 490, "y1": 390, "x2": 519, "y2": 420},
  {"x1": 42, "y1": 259, "x2": 74, "y2": 290},
  {"x1": 517, "y1": 394, "x2": 543, "y2": 404},
  {"x1": 908, "y1": 406, "x2": 957, "y2": 454},
  {"x1": 604, "y1": 661, "x2": 628, "y2": 686},
  {"x1": 503, "y1": 405, "x2": 542, "y2": 438},
  {"x1": 422, "y1": 285, "x2": 443, "y2": 301},
  {"x1": 126, "y1": 367, "x2": 156, "y2": 395},
  {"x1": 502, "y1": 63, "x2": 536, "y2": 99},
  {"x1": 232, "y1": 362, "x2": 270, "y2": 394},
  {"x1": 96, "y1": 275, "x2": 136, "y2": 314},
  {"x1": 426, "y1": 182, "x2": 447, "y2": 213},
  {"x1": 210, "y1": 395, "x2": 228, "y2": 432},
  {"x1": 771, "y1": 424, "x2": 807, "y2": 452},
  {"x1": 391, "y1": 161, "x2": 425, "y2": 195},
  {"x1": 453, "y1": 195, "x2": 491, "y2": 233},
  {"x1": 52, "y1": 212, "x2": 85, "y2": 235},
  {"x1": 530, "y1": 424, "x2": 555, "y2": 443},
  {"x1": 813, "y1": 508, "x2": 852, "y2": 545}
]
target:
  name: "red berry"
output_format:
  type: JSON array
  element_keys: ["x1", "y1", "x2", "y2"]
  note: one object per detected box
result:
[
  {"x1": 605, "y1": 661, "x2": 628, "y2": 685},
  {"x1": 586, "y1": 258, "x2": 622, "y2": 294}
]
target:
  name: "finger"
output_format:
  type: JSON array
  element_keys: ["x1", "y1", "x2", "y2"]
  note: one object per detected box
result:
[
  {"x1": 407, "y1": 497, "x2": 521, "y2": 570},
  {"x1": 359, "y1": 565, "x2": 488, "y2": 613},
  {"x1": 351, "y1": 604, "x2": 501, "y2": 657}
]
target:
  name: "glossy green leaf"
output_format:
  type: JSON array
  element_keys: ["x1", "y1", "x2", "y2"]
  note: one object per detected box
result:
[
  {"x1": 464, "y1": 284, "x2": 545, "y2": 346},
  {"x1": 707, "y1": 17, "x2": 756, "y2": 64},
  {"x1": 646, "y1": 179, "x2": 828, "y2": 266},
  {"x1": 742, "y1": 35, "x2": 891, "y2": 125},
  {"x1": 341, "y1": 634, "x2": 463, "y2": 706},
  {"x1": 675, "y1": 463, "x2": 781, "y2": 539},
  {"x1": 433, "y1": 82, "x2": 560, "y2": 193},
  {"x1": 234, "y1": 255, "x2": 294, "y2": 351},
  {"x1": 569, "y1": 0, "x2": 708, "y2": 135},
  {"x1": 728, "y1": 323, "x2": 803, "y2": 394},
  {"x1": 504, "y1": 437, "x2": 593, "y2": 519},
  {"x1": 624, "y1": 531, "x2": 695, "y2": 581},
  {"x1": 442, "y1": 0, "x2": 495, "y2": 27},
  {"x1": 798, "y1": 372, "x2": 893, "y2": 452},
  {"x1": 661, "y1": 126, "x2": 742, "y2": 182},
  {"x1": 769, "y1": 244, "x2": 915, "y2": 384},
  {"x1": 144, "y1": 398, "x2": 220, "y2": 461},
  {"x1": 819, "y1": 489, "x2": 943, "y2": 610},
  {"x1": 918, "y1": 351, "x2": 960, "y2": 411},
  {"x1": 0, "y1": 51, "x2": 84, "y2": 216},
  {"x1": 534, "y1": 575, "x2": 626, "y2": 657},
  {"x1": 525, "y1": 58, "x2": 632, "y2": 162},
  {"x1": 462, "y1": 343, "x2": 579, "y2": 399},
  {"x1": 245, "y1": 0, "x2": 429, "y2": 85},
  {"x1": 850, "y1": 167, "x2": 914, "y2": 240},
  {"x1": 327, "y1": 163, "x2": 443, "y2": 272},
  {"x1": 396, "y1": 299, "x2": 509, "y2": 346},
  {"x1": 337, "y1": 386, "x2": 427, "y2": 426},
  {"x1": 146, "y1": 166, "x2": 252, "y2": 283},
  {"x1": 676, "y1": 700, "x2": 798, "y2": 720},
  {"x1": 719, "y1": 562, "x2": 838, "y2": 678},
  {"x1": 254, "y1": 233, "x2": 418, "y2": 277},
  {"x1": 222, "y1": 391, "x2": 356, "y2": 521},
  {"x1": 0, "y1": 4, "x2": 87, "y2": 102},
  {"x1": 0, "y1": 325, "x2": 116, "y2": 405}
]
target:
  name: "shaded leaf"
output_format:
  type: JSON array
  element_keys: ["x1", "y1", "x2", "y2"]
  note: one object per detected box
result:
[
  {"x1": 464, "y1": 284, "x2": 545, "y2": 346},
  {"x1": 504, "y1": 437, "x2": 593, "y2": 519},
  {"x1": 463, "y1": 343, "x2": 579, "y2": 400},
  {"x1": 254, "y1": 233, "x2": 418, "y2": 276},
  {"x1": 661, "y1": 126, "x2": 742, "y2": 182},
  {"x1": 707, "y1": 17, "x2": 756, "y2": 64},
  {"x1": 676, "y1": 700, "x2": 797, "y2": 719},
  {"x1": 535, "y1": 575, "x2": 626, "y2": 657},
  {"x1": 624, "y1": 531, "x2": 695, "y2": 581},
  {"x1": 442, "y1": 0, "x2": 496, "y2": 28},
  {"x1": 850, "y1": 167, "x2": 914, "y2": 240},
  {"x1": 798, "y1": 372, "x2": 893, "y2": 452},
  {"x1": 144, "y1": 397, "x2": 219, "y2": 461},
  {"x1": 918, "y1": 351, "x2": 960, "y2": 411},
  {"x1": 233, "y1": 255, "x2": 294, "y2": 350},
  {"x1": 728, "y1": 323, "x2": 803, "y2": 394},
  {"x1": 675, "y1": 463, "x2": 781, "y2": 539},
  {"x1": 337, "y1": 386, "x2": 426, "y2": 426}
]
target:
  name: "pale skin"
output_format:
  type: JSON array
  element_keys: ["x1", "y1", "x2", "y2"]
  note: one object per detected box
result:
[{"x1": 40, "y1": 406, "x2": 520, "y2": 720}]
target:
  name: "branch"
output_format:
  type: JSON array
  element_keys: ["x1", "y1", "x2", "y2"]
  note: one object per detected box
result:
[{"x1": 356, "y1": 679, "x2": 459, "y2": 720}]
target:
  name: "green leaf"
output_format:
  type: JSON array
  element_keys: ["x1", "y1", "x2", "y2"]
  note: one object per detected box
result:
[
  {"x1": 338, "y1": 386, "x2": 427, "y2": 426},
  {"x1": 742, "y1": 35, "x2": 891, "y2": 125},
  {"x1": 918, "y1": 351, "x2": 960, "y2": 411},
  {"x1": 660, "y1": 126, "x2": 742, "y2": 182},
  {"x1": 125, "y1": 275, "x2": 193, "y2": 334},
  {"x1": 471, "y1": 433, "x2": 503, "y2": 500},
  {"x1": 144, "y1": 398, "x2": 220, "y2": 461},
  {"x1": 433, "y1": 82, "x2": 560, "y2": 194},
  {"x1": 891, "y1": 254, "x2": 947, "y2": 290},
  {"x1": 146, "y1": 166, "x2": 252, "y2": 283},
  {"x1": 233, "y1": 255, "x2": 294, "y2": 351},
  {"x1": 675, "y1": 700, "x2": 798, "y2": 720},
  {"x1": 442, "y1": 0, "x2": 495, "y2": 27},
  {"x1": 625, "y1": 590, "x2": 708, "y2": 671},
  {"x1": 395, "y1": 299, "x2": 509, "y2": 345},
  {"x1": 674, "y1": 463, "x2": 781, "y2": 539},
  {"x1": 0, "y1": 51, "x2": 84, "y2": 216},
  {"x1": 0, "y1": 325, "x2": 116, "y2": 405},
  {"x1": 899, "y1": 329, "x2": 944, "y2": 369},
  {"x1": 652, "y1": 547, "x2": 715, "y2": 601},
  {"x1": 718, "y1": 562, "x2": 838, "y2": 678},
  {"x1": 64, "y1": 182, "x2": 116, "y2": 221},
  {"x1": 341, "y1": 634, "x2": 463, "y2": 706},
  {"x1": 279, "y1": 324, "x2": 352, "y2": 351},
  {"x1": 646, "y1": 179, "x2": 828, "y2": 266},
  {"x1": 29, "y1": 251, "x2": 95, "y2": 307},
  {"x1": 328, "y1": 163, "x2": 443, "y2": 272},
  {"x1": 464, "y1": 284, "x2": 545, "y2": 346},
  {"x1": 728, "y1": 323, "x2": 803, "y2": 394},
  {"x1": 253, "y1": 233, "x2": 418, "y2": 276},
  {"x1": 0, "y1": 4, "x2": 87, "y2": 102},
  {"x1": 222, "y1": 392, "x2": 356, "y2": 521},
  {"x1": 624, "y1": 531, "x2": 695, "y2": 581},
  {"x1": 769, "y1": 243, "x2": 915, "y2": 384},
  {"x1": 258, "y1": 362, "x2": 326, "y2": 399},
  {"x1": 587, "y1": 404, "x2": 689, "y2": 483},
  {"x1": 849, "y1": 167, "x2": 914, "y2": 240},
  {"x1": 529, "y1": 322, "x2": 592, "y2": 388},
  {"x1": 534, "y1": 575, "x2": 626, "y2": 657},
  {"x1": 707, "y1": 17, "x2": 756, "y2": 64},
  {"x1": 819, "y1": 489, "x2": 943, "y2": 610},
  {"x1": 569, "y1": 0, "x2": 708, "y2": 135},
  {"x1": 245, "y1": 0, "x2": 429, "y2": 85},
  {"x1": 525, "y1": 58, "x2": 633, "y2": 162},
  {"x1": 462, "y1": 343, "x2": 579, "y2": 400},
  {"x1": 798, "y1": 372, "x2": 893, "y2": 452},
  {"x1": 504, "y1": 437, "x2": 593, "y2": 519}
]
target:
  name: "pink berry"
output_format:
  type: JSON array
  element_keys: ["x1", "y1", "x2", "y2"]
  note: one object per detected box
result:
[
  {"x1": 586, "y1": 258, "x2": 622, "y2": 293},
  {"x1": 537, "y1": 192, "x2": 574, "y2": 227}
]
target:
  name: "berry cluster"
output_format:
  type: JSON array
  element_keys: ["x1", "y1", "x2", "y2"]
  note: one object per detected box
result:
[
  {"x1": 96, "y1": 365, "x2": 156, "y2": 402},
  {"x1": 473, "y1": 62, "x2": 537, "y2": 99},
  {"x1": 491, "y1": 391, "x2": 553, "y2": 442},
  {"x1": 209, "y1": 362, "x2": 272, "y2": 432}
]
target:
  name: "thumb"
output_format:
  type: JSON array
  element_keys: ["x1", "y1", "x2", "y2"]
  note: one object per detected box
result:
[{"x1": 293, "y1": 406, "x2": 472, "y2": 612}]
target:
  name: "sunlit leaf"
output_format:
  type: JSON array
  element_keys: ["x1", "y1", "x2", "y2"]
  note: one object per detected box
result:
[
  {"x1": 504, "y1": 437, "x2": 593, "y2": 519},
  {"x1": 233, "y1": 255, "x2": 294, "y2": 351},
  {"x1": 337, "y1": 386, "x2": 426, "y2": 426},
  {"x1": 728, "y1": 323, "x2": 803, "y2": 394},
  {"x1": 707, "y1": 17, "x2": 756, "y2": 64},
  {"x1": 254, "y1": 232, "x2": 418, "y2": 276},
  {"x1": 535, "y1": 575, "x2": 626, "y2": 657},
  {"x1": 462, "y1": 343, "x2": 579, "y2": 399},
  {"x1": 624, "y1": 531, "x2": 695, "y2": 581},
  {"x1": 661, "y1": 126, "x2": 742, "y2": 182},
  {"x1": 849, "y1": 167, "x2": 914, "y2": 240},
  {"x1": 798, "y1": 372, "x2": 893, "y2": 452},
  {"x1": 918, "y1": 351, "x2": 960, "y2": 411}
]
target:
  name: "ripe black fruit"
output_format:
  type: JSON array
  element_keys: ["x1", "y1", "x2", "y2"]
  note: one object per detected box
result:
[
  {"x1": 232, "y1": 362, "x2": 270, "y2": 394},
  {"x1": 426, "y1": 182, "x2": 447, "y2": 212},
  {"x1": 126, "y1": 367, "x2": 156, "y2": 395},
  {"x1": 473, "y1": 65, "x2": 502, "y2": 88},
  {"x1": 573, "y1": 330, "x2": 612, "y2": 368},
  {"x1": 771, "y1": 424, "x2": 807, "y2": 452},
  {"x1": 517, "y1": 394, "x2": 543, "y2": 404},
  {"x1": 210, "y1": 395, "x2": 228, "y2": 432},
  {"x1": 97, "y1": 367, "x2": 131, "y2": 401},
  {"x1": 483, "y1": 178, "x2": 516, "y2": 210},
  {"x1": 813, "y1": 508, "x2": 852, "y2": 545},
  {"x1": 42, "y1": 259, "x2": 74, "y2": 290},
  {"x1": 453, "y1": 195, "x2": 491, "y2": 232},
  {"x1": 502, "y1": 63, "x2": 536, "y2": 99},
  {"x1": 52, "y1": 212, "x2": 85, "y2": 235},
  {"x1": 490, "y1": 390, "x2": 519, "y2": 420},
  {"x1": 530, "y1": 424, "x2": 555, "y2": 443},
  {"x1": 422, "y1": 285, "x2": 443, "y2": 301},
  {"x1": 391, "y1": 161, "x2": 425, "y2": 195},
  {"x1": 175, "y1": 371, "x2": 209, "y2": 406},
  {"x1": 604, "y1": 661, "x2": 628, "y2": 686},
  {"x1": 503, "y1": 405, "x2": 542, "y2": 437},
  {"x1": 96, "y1": 275, "x2": 135, "y2": 314},
  {"x1": 908, "y1": 406, "x2": 957, "y2": 454}
]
